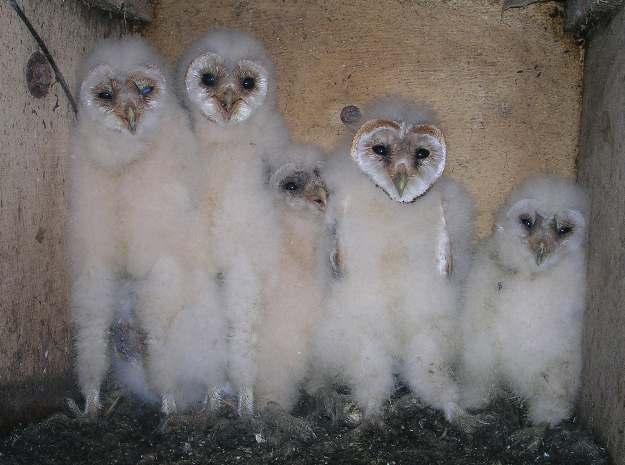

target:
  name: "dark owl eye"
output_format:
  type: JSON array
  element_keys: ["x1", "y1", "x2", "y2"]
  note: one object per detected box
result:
[
  {"x1": 372, "y1": 144, "x2": 389, "y2": 156},
  {"x1": 519, "y1": 215, "x2": 534, "y2": 230},
  {"x1": 241, "y1": 76, "x2": 255, "y2": 90},
  {"x1": 415, "y1": 148, "x2": 430, "y2": 159},
  {"x1": 97, "y1": 90, "x2": 113, "y2": 100},
  {"x1": 557, "y1": 224, "x2": 573, "y2": 236},
  {"x1": 283, "y1": 181, "x2": 300, "y2": 192},
  {"x1": 201, "y1": 73, "x2": 217, "y2": 87},
  {"x1": 140, "y1": 86, "x2": 154, "y2": 96}
]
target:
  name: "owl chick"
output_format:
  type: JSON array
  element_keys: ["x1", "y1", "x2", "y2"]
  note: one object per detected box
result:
[
  {"x1": 178, "y1": 29, "x2": 290, "y2": 415},
  {"x1": 460, "y1": 176, "x2": 588, "y2": 427},
  {"x1": 311, "y1": 98, "x2": 475, "y2": 423},
  {"x1": 254, "y1": 144, "x2": 329, "y2": 412},
  {"x1": 69, "y1": 38, "x2": 222, "y2": 418}
]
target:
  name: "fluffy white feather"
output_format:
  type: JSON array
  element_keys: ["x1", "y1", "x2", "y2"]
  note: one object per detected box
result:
[
  {"x1": 311, "y1": 98, "x2": 475, "y2": 422},
  {"x1": 460, "y1": 176, "x2": 588, "y2": 426},
  {"x1": 69, "y1": 37, "x2": 222, "y2": 417},
  {"x1": 254, "y1": 144, "x2": 329, "y2": 411},
  {"x1": 178, "y1": 29, "x2": 290, "y2": 415}
]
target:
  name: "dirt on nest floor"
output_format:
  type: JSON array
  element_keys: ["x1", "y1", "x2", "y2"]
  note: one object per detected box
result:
[{"x1": 0, "y1": 386, "x2": 608, "y2": 465}]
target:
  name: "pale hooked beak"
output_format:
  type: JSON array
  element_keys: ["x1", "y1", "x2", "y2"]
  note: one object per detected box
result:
[
  {"x1": 218, "y1": 87, "x2": 238, "y2": 116},
  {"x1": 126, "y1": 104, "x2": 137, "y2": 134},
  {"x1": 392, "y1": 164, "x2": 409, "y2": 197},
  {"x1": 306, "y1": 185, "x2": 328, "y2": 211},
  {"x1": 535, "y1": 241, "x2": 547, "y2": 266}
]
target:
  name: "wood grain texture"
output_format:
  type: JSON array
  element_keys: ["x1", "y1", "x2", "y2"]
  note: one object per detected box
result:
[
  {"x1": 0, "y1": 0, "x2": 124, "y2": 430},
  {"x1": 145, "y1": 0, "x2": 582, "y2": 236},
  {"x1": 577, "y1": 6, "x2": 625, "y2": 464}
]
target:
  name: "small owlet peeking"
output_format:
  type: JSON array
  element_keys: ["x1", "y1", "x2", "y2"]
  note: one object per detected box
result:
[
  {"x1": 68, "y1": 38, "x2": 221, "y2": 417},
  {"x1": 178, "y1": 29, "x2": 290, "y2": 415},
  {"x1": 311, "y1": 98, "x2": 475, "y2": 423},
  {"x1": 255, "y1": 144, "x2": 329, "y2": 412},
  {"x1": 460, "y1": 176, "x2": 589, "y2": 426}
]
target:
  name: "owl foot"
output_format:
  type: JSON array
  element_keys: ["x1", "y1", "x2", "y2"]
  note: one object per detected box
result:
[
  {"x1": 313, "y1": 387, "x2": 363, "y2": 426},
  {"x1": 237, "y1": 386, "x2": 254, "y2": 417},
  {"x1": 259, "y1": 401, "x2": 316, "y2": 442},
  {"x1": 203, "y1": 386, "x2": 225, "y2": 413},
  {"x1": 348, "y1": 413, "x2": 386, "y2": 438},
  {"x1": 155, "y1": 393, "x2": 177, "y2": 433},
  {"x1": 65, "y1": 388, "x2": 101, "y2": 420}
]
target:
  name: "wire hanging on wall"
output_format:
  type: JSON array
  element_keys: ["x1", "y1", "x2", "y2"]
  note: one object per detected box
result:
[{"x1": 8, "y1": 0, "x2": 79, "y2": 116}]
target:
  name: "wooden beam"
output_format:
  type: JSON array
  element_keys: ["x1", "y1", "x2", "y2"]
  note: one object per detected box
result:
[{"x1": 80, "y1": 0, "x2": 153, "y2": 22}]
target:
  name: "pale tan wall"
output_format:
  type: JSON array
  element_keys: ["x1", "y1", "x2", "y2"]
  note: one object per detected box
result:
[
  {"x1": 0, "y1": 0, "x2": 124, "y2": 429},
  {"x1": 577, "y1": 6, "x2": 625, "y2": 464},
  {"x1": 146, "y1": 0, "x2": 582, "y2": 236}
]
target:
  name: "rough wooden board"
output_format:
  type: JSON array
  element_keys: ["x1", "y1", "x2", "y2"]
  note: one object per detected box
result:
[
  {"x1": 577, "y1": 6, "x2": 625, "y2": 464},
  {"x1": 145, "y1": 0, "x2": 581, "y2": 236},
  {"x1": 0, "y1": 0, "x2": 123, "y2": 428},
  {"x1": 80, "y1": 0, "x2": 154, "y2": 22},
  {"x1": 565, "y1": 0, "x2": 625, "y2": 34}
]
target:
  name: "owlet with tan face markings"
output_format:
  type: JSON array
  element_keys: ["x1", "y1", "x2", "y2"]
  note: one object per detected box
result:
[
  {"x1": 179, "y1": 29, "x2": 290, "y2": 416},
  {"x1": 255, "y1": 144, "x2": 329, "y2": 412},
  {"x1": 69, "y1": 38, "x2": 222, "y2": 419},
  {"x1": 311, "y1": 97, "x2": 475, "y2": 424},
  {"x1": 460, "y1": 176, "x2": 588, "y2": 427}
]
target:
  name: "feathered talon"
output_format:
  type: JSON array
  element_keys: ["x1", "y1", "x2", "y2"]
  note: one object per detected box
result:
[
  {"x1": 260, "y1": 402, "x2": 317, "y2": 442},
  {"x1": 65, "y1": 388, "x2": 101, "y2": 419},
  {"x1": 204, "y1": 386, "x2": 225, "y2": 413},
  {"x1": 237, "y1": 386, "x2": 254, "y2": 417}
]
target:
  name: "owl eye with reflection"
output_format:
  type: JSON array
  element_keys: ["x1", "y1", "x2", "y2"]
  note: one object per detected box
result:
[
  {"x1": 282, "y1": 180, "x2": 301, "y2": 192},
  {"x1": 519, "y1": 215, "x2": 534, "y2": 230},
  {"x1": 372, "y1": 144, "x2": 390, "y2": 157},
  {"x1": 415, "y1": 148, "x2": 430, "y2": 159},
  {"x1": 201, "y1": 72, "x2": 217, "y2": 87},
  {"x1": 556, "y1": 224, "x2": 573, "y2": 237},
  {"x1": 97, "y1": 90, "x2": 113, "y2": 101},
  {"x1": 241, "y1": 76, "x2": 255, "y2": 90}
]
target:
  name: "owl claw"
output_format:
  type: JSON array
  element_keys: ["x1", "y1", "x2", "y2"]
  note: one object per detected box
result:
[
  {"x1": 445, "y1": 402, "x2": 491, "y2": 434},
  {"x1": 260, "y1": 402, "x2": 317, "y2": 442},
  {"x1": 237, "y1": 386, "x2": 254, "y2": 416},
  {"x1": 66, "y1": 388, "x2": 101, "y2": 419},
  {"x1": 204, "y1": 386, "x2": 224, "y2": 413}
]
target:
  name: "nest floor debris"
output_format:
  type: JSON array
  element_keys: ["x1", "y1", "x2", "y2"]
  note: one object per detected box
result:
[{"x1": 0, "y1": 386, "x2": 607, "y2": 465}]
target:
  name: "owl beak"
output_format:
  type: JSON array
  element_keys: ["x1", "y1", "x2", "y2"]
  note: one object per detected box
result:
[
  {"x1": 218, "y1": 88, "x2": 238, "y2": 117},
  {"x1": 125, "y1": 105, "x2": 137, "y2": 134},
  {"x1": 392, "y1": 164, "x2": 409, "y2": 197},
  {"x1": 535, "y1": 241, "x2": 547, "y2": 266},
  {"x1": 306, "y1": 185, "x2": 328, "y2": 211}
]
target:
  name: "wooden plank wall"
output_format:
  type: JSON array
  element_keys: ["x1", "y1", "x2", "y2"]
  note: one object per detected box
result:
[
  {"x1": 0, "y1": 0, "x2": 126, "y2": 430},
  {"x1": 146, "y1": 0, "x2": 582, "y2": 236},
  {"x1": 576, "y1": 5, "x2": 625, "y2": 464}
]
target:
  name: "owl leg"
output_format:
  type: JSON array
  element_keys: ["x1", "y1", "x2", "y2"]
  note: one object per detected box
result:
[
  {"x1": 403, "y1": 333, "x2": 463, "y2": 422},
  {"x1": 223, "y1": 259, "x2": 260, "y2": 416},
  {"x1": 526, "y1": 360, "x2": 579, "y2": 427},
  {"x1": 459, "y1": 336, "x2": 498, "y2": 411},
  {"x1": 347, "y1": 340, "x2": 394, "y2": 420},
  {"x1": 135, "y1": 256, "x2": 186, "y2": 419},
  {"x1": 70, "y1": 268, "x2": 117, "y2": 418}
]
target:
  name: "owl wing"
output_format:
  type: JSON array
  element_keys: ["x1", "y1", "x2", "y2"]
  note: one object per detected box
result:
[{"x1": 434, "y1": 177, "x2": 476, "y2": 286}]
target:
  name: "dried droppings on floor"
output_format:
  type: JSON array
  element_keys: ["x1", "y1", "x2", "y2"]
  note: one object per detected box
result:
[{"x1": 0, "y1": 388, "x2": 607, "y2": 465}]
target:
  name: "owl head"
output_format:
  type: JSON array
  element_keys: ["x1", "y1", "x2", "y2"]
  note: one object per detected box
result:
[
  {"x1": 340, "y1": 97, "x2": 447, "y2": 203},
  {"x1": 494, "y1": 176, "x2": 589, "y2": 274},
  {"x1": 179, "y1": 29, "x2": 276, "y2": 126},
  {"x1": 270, "y1": 144, "x2": 328, "y2": 214},
  {"x1": 79, "y1": 37, "x2": 172, "y2": 138}
]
